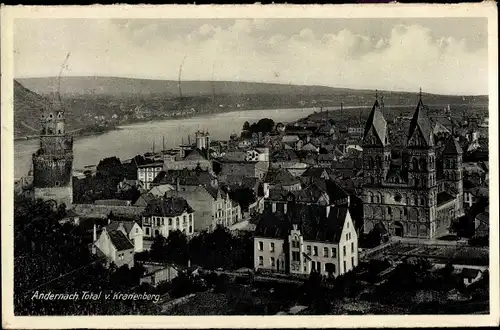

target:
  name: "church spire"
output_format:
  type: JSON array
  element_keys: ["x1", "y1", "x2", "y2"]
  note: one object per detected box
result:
[
  {"x1": 363, "y1": 90, "x2": 389, "y2": 147},
  {"x1": 407, "y1": 87, "x2": 433, "y2": 147}
]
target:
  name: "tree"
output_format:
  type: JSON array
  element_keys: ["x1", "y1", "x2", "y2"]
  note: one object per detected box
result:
[
  {"x1": 165, "y1": 230, "x2": 189, "y2": 266},
  {"x1": 150, "y1": 234, "x2": 168, "y2": 262},
  {"x1": 450, "y1": 215, "x2": 475, "y2": 238},
  {"x1": 243, "y1": 121, "x2": 250, "y2": 131},
  {"x1": 255, "y1": 118, "x2": 275, "y2": 133},
  {"x1": 96, "y1": 156, "x2": 122, "y2": 179},
  {"x1": 117, "y1": 185, "x2": 142, "y2": 204}
]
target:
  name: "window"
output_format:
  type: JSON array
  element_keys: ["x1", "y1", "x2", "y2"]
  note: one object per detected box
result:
[
  {"x1": 292, "y1": 251, "x2": 300, "y2": 261},
  {"x1": 145, "y1": 227, "x2": 150, "y2": 236},
  {"x1": 168, "y1": 218, "x2": 172, "y2": 226},
  {"x1": 161, "y1": 218, "x2": 165, "y2": 226},
  {"x1": 270, "y1": 242, "x2": 275, "y2": 252},
  {"x1": 404, "y1": 208, "x2": 408, "y2": 216},
  {"x1": 183, "y1": 215, "x2": 187, "y2": 224},
  {"x1": 388, "y1": 207, "x2": 392, "y2": 215},
  {"x1": 332, "y1": 248, "x2": 337, "y2": 258},
  {"x1": 323, "y1": 247, "x2": 329, "y2": 257},
  {"x1": 317, "y1": 262, "x2": 321, "y2": 272},
  {"x1": 347, "y1": 221, "x2": 349, "y2": 229},
  {"x1": 189, "y1": 214, "x2": 193, "y2": 221},
  {"x1": 343, "y1": 246, "x2": 346, "y2": 256},
  {"x1": 344, "y1": 261, "x2": 347, "y2": 271},
  {"x1": 346, "y1": 233, "x2": 349, "y2": 241},
  {"x1": 292, "y1": 240, "x2": 300, "y2": 248},
  {"x1": 351, "y1": 242, "x2": 354, "y2": 253},
  {"x1": 135, "y1": 228, "x2": 139, "y2": 234},
  {"x1": 55, "y1": 181, "x2": 60, "y2": 187},
  {"x1": 189, "y1": 226, "x2": 193, "y2": 233},
  {"x1": 352, "y1": 256, "x2": 355, "y2": 267},
  {"x1": 258, "y1": 241, "x2": 263, "y2": 251},
  {"x1": 258, "y1": 256, "x2": 263, "y2": 266},
  {"x1": 176, "y1": 218, "x2": 179, "y2": 227},
  {"x1": 307, "y1": 245, "x2": 311, "y2": 255},
  {"x1": 270, "y1": 257, "x2": 275, "y2": 267},
  {"x1": 313, "y1": 246, "x2": 318, "y2": 256}
]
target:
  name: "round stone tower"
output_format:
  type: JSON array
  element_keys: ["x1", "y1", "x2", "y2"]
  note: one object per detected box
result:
[{"x1": 32, "y1": 101, "x2": 74, "y2": 208}]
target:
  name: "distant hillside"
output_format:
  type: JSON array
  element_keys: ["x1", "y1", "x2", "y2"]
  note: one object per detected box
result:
[
  {"x1": 14, "y1": 80, "x2": 51, "y2": 137},
  {"x1": 14, "y1": 77, "x2": 489, "y2": 139},
  {"x1": 18, "y1": 76, "x2": 345, "y2": 97},
  {"x1": 16, "y1": 76, "x2": 489, "y2": 102}
]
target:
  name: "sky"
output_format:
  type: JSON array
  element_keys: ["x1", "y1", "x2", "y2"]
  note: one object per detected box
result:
[{"x1": 14, "y1": 18, "x2": 489, "y2": 95}]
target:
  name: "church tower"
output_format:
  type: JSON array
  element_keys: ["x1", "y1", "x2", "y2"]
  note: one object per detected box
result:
[
  {"x1": 442, "y1": 136, "x2": 464, "y2": 217},
  {"x1": 362, "y1": 91, "x2": 391, "y2": 186},
  {"x1": 404, "y1": 89, "x2": 438, "y2": 238},
  {"x1": 32, "y1": 100, "x2": 74, "y2": 207},
  {"x1": 362, "y1": 92, "x2": 391, "y2": 235}
]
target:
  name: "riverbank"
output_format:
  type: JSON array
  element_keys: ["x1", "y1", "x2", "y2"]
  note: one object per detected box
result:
[
  {"x1": 14, "y1": 125, "x2": 120, "y2": 142},
  {"x1": 14, "y1": 105, "x2": 324, "y2": 142}
]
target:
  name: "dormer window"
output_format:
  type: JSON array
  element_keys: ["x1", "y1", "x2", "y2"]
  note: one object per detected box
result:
[{"x1": 49, "y1": 114, "x2": 53, "y2": 119}]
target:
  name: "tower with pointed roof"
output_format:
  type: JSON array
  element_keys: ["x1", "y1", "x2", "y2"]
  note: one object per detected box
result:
[
  {"x1": 402, "y1": 90, "x2": 439, "y2": 238},
  {"x1": 32, "y1": 100, "x2": 74, "y2": 207},
  {"x1": 405, "y1": 90, "x2": 437, "y2": 190},
  {"x1": 362, "y1": 91, "x2": 391, "y2": 186}
]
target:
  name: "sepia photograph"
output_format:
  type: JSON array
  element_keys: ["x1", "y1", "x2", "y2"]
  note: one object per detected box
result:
[{"x1": 1, "y1": 3, "x2": 498, "y2": 329}]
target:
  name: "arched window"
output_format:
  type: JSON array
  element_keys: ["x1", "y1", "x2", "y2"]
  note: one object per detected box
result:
[
  {"x1": 387, "y1": 207, "x2": 392, "y2": 216},
  {"x1": 412, "y1": 158, "x2": 419, "y2": 171},
  {"x1": 420, "y1": 197, "x2": 425, "y2": 206},
  {"x1": 369, "y1": 193, "x2": 374, "y2": 203},
  {"x1": 420, "y1": 158, "x2": 427, "y2": 170},
  {"x1": 403, "y1": 208, "x2": 408, "y2": 216}
]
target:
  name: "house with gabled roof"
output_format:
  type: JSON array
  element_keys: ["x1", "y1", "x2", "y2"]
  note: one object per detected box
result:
[
  {"x1": 92, "y1": 226, "x2": 135, "y2": 268},
  {"x1": 106, "y1": 219, "x2": 144, "y2": 252},
  {"x1": 253, "y1": 204, "x2": 358, "y2": 278}
]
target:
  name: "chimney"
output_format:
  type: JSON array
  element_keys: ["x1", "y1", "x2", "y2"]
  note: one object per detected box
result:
[{"x1": 93, "y1": 223, "x2": 97, "y2": 242}]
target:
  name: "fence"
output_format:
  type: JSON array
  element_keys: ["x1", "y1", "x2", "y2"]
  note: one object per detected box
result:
[{"x1": 359, "y1": 240, "x2": 396, "y2": 260}]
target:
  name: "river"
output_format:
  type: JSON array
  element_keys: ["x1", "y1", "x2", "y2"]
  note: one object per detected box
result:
[{"x1": 14, "y1": 106, "x2": 339, "y2": 178}]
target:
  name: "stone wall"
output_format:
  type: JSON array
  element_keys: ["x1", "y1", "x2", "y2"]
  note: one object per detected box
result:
[
  {"x1": 34, "y1": 186, "x2": 73, "y2": 207},
  {"x1": 73, "y1": 203, "x2": 145, "y2": 219}
]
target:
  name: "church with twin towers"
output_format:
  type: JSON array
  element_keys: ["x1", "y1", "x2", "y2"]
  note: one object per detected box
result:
[{"x1": 362, "y1": 89, "x2": 464, "y2": 240}]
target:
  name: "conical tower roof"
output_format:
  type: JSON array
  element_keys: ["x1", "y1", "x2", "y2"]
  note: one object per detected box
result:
[
  {"x1": 363, "y1": 93, "x2": 389, "y2": 147},
  {"x1": 407, "y1": 90, "x2": 434, "y2": 147},
  {"x1": 443, "y1": 136, "x2": 463, "y2": 155}
]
